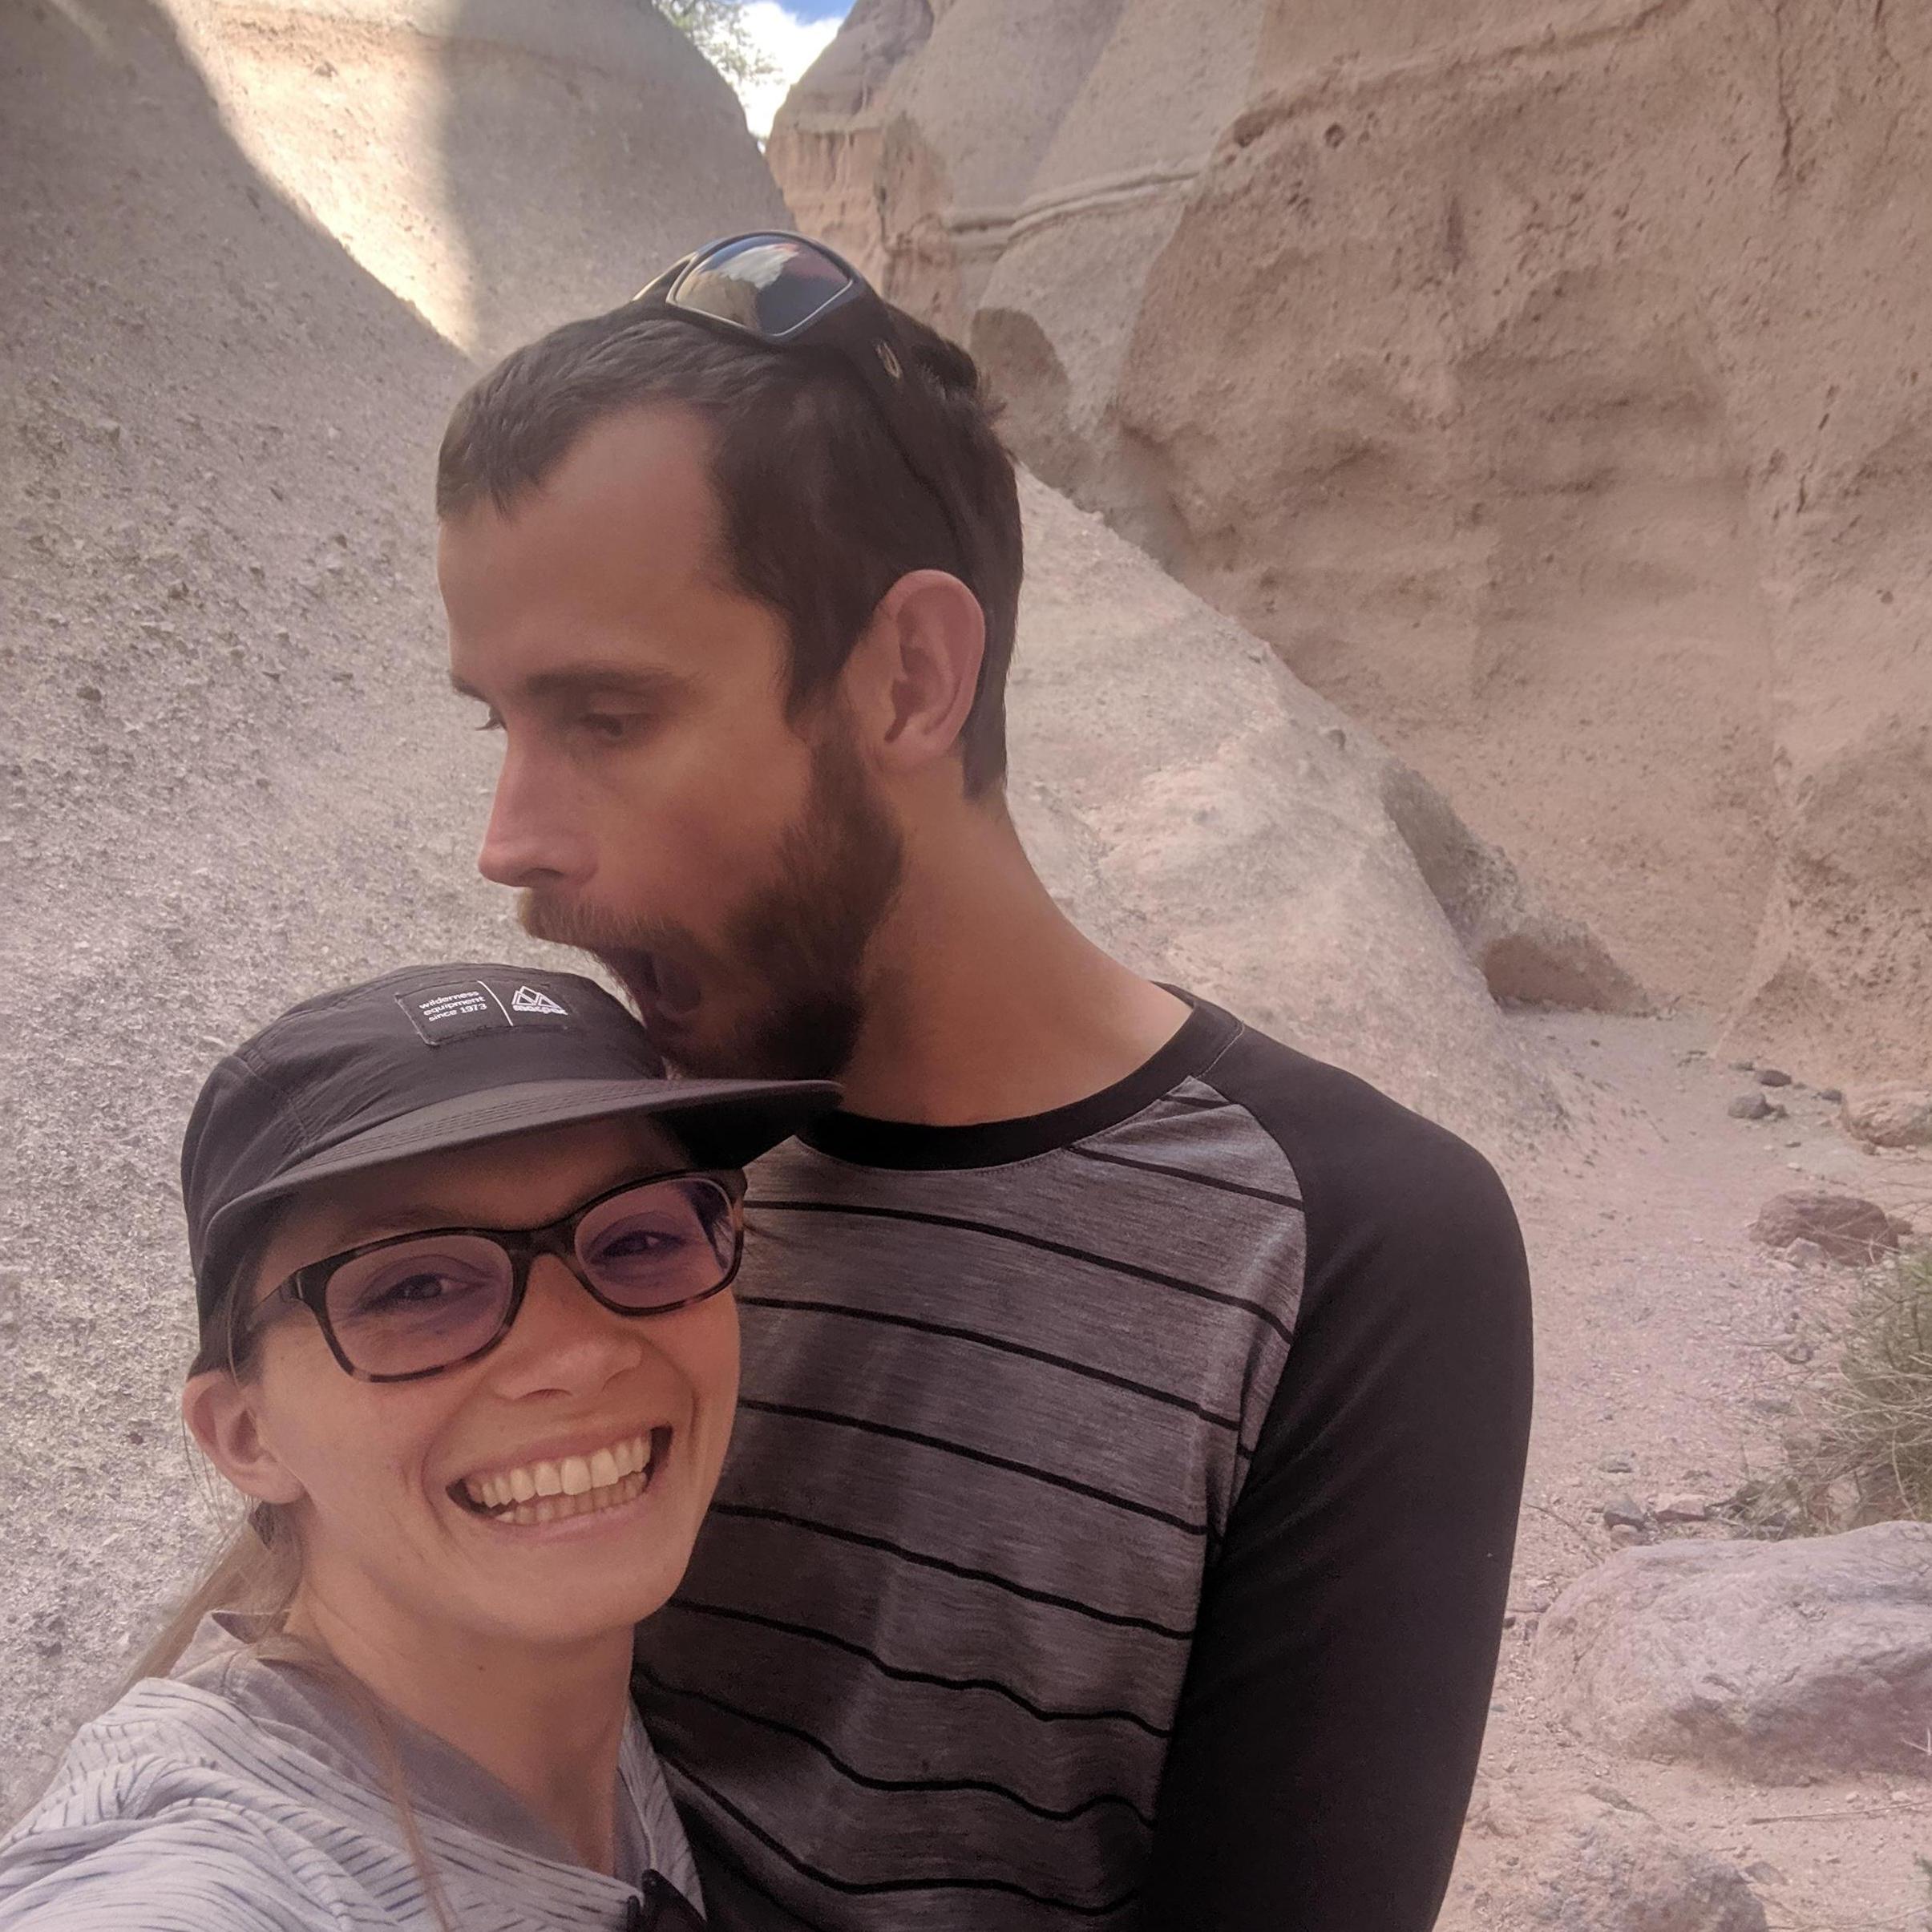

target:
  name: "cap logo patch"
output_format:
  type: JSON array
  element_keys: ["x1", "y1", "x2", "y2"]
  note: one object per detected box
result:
[{"x1": 397, "y1": 979, "x2": 578, "y2": 1045}]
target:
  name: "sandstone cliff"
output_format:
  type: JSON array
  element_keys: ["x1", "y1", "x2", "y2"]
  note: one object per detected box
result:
[{"x1": 774, "y1": 0, "x2": 1932, "y2": 1082}]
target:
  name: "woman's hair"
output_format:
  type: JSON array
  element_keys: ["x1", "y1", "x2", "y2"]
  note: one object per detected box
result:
[
  {"x1": 128, "y1": 1234, "x2": 297, "y2": 1685},
  {"x1": 127, "y1": 1232, "x2": 457, "y2": 1930}
]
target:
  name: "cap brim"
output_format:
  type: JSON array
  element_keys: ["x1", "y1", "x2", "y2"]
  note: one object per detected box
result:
[{"x1": 204, "y1": 1074, "x2": 839, "y2": 1258}]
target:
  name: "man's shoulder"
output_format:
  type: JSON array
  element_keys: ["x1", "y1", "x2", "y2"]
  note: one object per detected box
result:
[{"x1": 1186, "y1": 1004, "x2": 1514, "y2": 1245}]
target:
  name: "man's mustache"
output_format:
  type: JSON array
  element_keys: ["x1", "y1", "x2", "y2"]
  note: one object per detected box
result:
[{"x1": 517, "y1": 890, "x2": 665, "y2": 956}]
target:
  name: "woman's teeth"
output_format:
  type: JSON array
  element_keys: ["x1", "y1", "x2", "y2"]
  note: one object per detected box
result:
[{"x1": 461, "y1": 1433, "x2": 657, "y2": 1526}]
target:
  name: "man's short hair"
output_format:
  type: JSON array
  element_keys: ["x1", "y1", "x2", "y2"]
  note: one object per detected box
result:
[{"x1": 436, "y1": 299, "x2": 1025, "y2": 794}]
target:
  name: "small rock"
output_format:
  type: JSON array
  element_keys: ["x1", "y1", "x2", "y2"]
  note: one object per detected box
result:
[
  {"x1": 1841, "y1": 1085, "x2": 1932, "y2": 1148},
  {"x1": 1741, "y1": 1861, "x2": 1785, "y2": 1886},
  {"x1": 1599, "y1": 1453, "x2": 1635, "y2": 1474},
  {"x1": 76, "y1": 684, "x2": 101, "y2": 703},
  {"x1": 1752, "y1": 1190, "x2": 1901, "y2": 1266},
  {"x1": 1818, "y1": 1086, "x2": 1844, "y2": 1104},
  {"x1": 1756, "y1": 1068, "x2": 1793, "y2": 1087},
  {"x1": 1652, "y1": 1493, "x2": 1710, "y2": 1525},
  {"x1": 1730, "y1": 1059, "x2": 1756, "y2": 1073},
  {"x1": 1607, "y1": 1524, "x2": 1647, "y2": 1550},
  {"x1": 1603, "y1": 1497, "x2": 1650, "y2": 1530},
  {"x1": 1728, "y1": 1093, "x2": 1776, "y2": 1120},
  {"x1": 1782, "y1": 1237, "x2": 1828, "y2": 1267}
]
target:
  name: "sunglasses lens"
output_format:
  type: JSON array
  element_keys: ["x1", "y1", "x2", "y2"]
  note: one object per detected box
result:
[
  {"x1": 324, "y1": 1235, "x2": 513, "y2": 1379},
  {"x1": 673, "y1": 236, "x2": 853, "y2": 339},
  {"x1": 576, "y1": 1176, "x2": 739, "y2": 1312}
]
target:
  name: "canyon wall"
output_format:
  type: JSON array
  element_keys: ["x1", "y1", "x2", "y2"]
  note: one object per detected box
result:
[{"x1": 774, "y1": 0, "x2": 1932, "y2": 1081}]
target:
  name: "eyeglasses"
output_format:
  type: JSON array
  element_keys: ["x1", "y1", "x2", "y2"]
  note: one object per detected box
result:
[
  {"x1": 247, "y1": 1171, "x2": 746, "y2": 1384},
  {"x1": 632, "y1": 232, "x2": 969, "y2": 575}
]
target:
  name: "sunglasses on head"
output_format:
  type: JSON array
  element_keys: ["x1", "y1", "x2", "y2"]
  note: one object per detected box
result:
[
  {"x1": 633, "y1": 232, "x2": 970, "y2": 575},
  {"x1": 243, "y1": 1170, "x2": 746, "y2": 1384}
]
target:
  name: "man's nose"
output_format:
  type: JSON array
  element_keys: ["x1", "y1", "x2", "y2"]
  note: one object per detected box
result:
[{"x1": 477, "y1": 745, "x2": 592, "y2": 891}]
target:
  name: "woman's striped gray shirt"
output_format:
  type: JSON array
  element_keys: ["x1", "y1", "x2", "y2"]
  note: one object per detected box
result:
[{"x1": 0, "y1": 1617, "x2": 701, "y2": 1930}]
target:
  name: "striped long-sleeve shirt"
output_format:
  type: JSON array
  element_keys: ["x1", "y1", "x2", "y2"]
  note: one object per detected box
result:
[
  {"x1": 0, "y1": 1616, "x2": 700, "y2": 1930},
  {"x1": 635, "y1": 994, "x2": 1534, "y2": 1930}
]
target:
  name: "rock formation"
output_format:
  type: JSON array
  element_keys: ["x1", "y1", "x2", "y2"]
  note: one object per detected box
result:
[
  {"x1": 773, "y1": 0, "x2": 1932, "y2": 1083},
  {"x1": 168, "y1": 0, "x2": 788, "y2": 357}
]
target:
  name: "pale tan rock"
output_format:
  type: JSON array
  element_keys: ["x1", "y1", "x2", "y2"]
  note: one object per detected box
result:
[
  {"x1": 774, "y1": 0, "x2": 1932, "y2": 1080},
  {"x1": 1841, "y1": 1085, "x2": 1932, "y2": 1150},
  {"x1": 1538, "y1": 1524, "x2": 1932, "y2": 1780}
]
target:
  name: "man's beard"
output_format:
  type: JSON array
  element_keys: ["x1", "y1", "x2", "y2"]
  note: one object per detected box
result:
[{"x1": 519, "y1": 727, "x2": 903, "y2": 1082}]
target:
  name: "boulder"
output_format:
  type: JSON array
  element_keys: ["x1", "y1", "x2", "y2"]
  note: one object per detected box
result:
[
  {"x1": 773, "y1": 0, "x2": 1932, "y2": 1082},
  {"x1": 1841, "y1": 1085, "x2": 1932, "y2": 1150},
  {"x1": 1522, "y1": 1809, "x2": 1768, "y2": 1932},
  {"x1": 1752, "y1": 1191, "x2": 1901, "y2": 1266},
  {"x1": 1448, "y1": 1789, "x2": 1768, "y2": 1932},
  {"x1": 168, "y1": 0, "x2": 787, "y2": 357},
  {"x1": 1538, "y1": 1522, "x2": 1932, "y2": 1780}
]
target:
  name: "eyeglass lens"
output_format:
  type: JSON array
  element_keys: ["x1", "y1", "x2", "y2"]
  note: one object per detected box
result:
[
  {"x1": 321, "y1": 1176, "x2": 738, "y2": 1379},
  {"x1": 673, "y1": 236, "x2": 853, "y2": 340}
]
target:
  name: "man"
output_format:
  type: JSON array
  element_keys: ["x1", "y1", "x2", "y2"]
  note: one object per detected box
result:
[{"x1": 436, "y1": 234, "x2": 1532, "y2": 1930}]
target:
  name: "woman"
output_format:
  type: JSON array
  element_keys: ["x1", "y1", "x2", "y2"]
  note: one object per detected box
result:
[{"x1": 0, "y1": 963, "x2": 835, "y2": 1930}]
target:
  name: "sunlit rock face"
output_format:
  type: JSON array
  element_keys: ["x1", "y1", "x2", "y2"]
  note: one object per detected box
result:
[
  {"x1": 774, "y1": 0, "x2": 1932, "y2": 1084},
  {"x1": 169, "y1": 0, "x2": 789, "y2": 356}
]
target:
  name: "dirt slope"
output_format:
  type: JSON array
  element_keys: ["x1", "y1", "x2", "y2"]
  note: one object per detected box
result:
[{"x1": 772, "y1": 0, "x2": 1932, "y2": 1085}]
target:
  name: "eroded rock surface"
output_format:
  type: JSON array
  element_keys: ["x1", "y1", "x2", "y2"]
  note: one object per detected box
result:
[{"x1": 773, "y1": 0, "x2": 1932, "y2": 1080}]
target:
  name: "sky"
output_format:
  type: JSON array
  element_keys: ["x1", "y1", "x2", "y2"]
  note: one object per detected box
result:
[{"x1": 736, "y1": 2, "x2": 851, "y2": 140}]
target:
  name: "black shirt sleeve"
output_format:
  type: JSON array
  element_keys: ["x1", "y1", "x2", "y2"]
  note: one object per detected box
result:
[{"x1": 1142, "y1": 1043, "x2": 1534, "y2": 1930}]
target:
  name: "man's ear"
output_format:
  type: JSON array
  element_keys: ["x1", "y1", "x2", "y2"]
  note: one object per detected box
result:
[
  {"x1": 846, "y1": 569, "x2": 987, "y2": 779},
  {"x1": 184, "y1": 1371, "x2": 307, "y2": 1507}
]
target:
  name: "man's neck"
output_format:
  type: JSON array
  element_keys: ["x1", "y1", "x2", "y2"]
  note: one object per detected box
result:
[
  {"x1": 290, "y1": 1585, "x2": 630, "y2": 1874},
  {"x1": 838, "y1": 802, "x2": 1190, "y2": 1125}
]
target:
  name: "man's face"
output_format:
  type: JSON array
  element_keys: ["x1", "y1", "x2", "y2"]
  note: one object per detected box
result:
[{"x1": 440, "y1": 406, "x2": 900, "y2": 1079}]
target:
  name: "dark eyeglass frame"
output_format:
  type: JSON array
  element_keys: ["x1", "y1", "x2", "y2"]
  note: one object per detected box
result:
[
  {"x1": 244, "y1": 1169, "x2": 747, "y2": 1385},
  {"x1": 632, "y1": 230, "x2": 972, "y2": 579}
]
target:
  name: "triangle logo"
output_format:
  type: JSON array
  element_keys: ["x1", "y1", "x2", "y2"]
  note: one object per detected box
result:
[{"x1": 510, "y1": 984, "x2": 568, "y2": 1017}]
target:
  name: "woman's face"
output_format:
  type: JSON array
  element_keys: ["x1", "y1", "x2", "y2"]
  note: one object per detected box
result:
[{"x1": 187, "y1": 1117, "x2": 738, "y2": 1653}]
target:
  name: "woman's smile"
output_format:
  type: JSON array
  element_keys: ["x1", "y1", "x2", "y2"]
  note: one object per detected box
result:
[{"x1": 451, "y1": 1424, "x2": 673, "y2": 1530}]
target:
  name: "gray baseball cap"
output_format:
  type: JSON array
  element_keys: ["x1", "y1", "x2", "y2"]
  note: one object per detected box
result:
[{"x1": 181, "y1": 961, "x2": 837, "y2": 1330}]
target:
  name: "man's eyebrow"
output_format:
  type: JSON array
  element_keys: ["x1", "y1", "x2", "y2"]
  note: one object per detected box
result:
[{"x1": 447, "y1": 665, "x2": 689, "y2": 705}]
